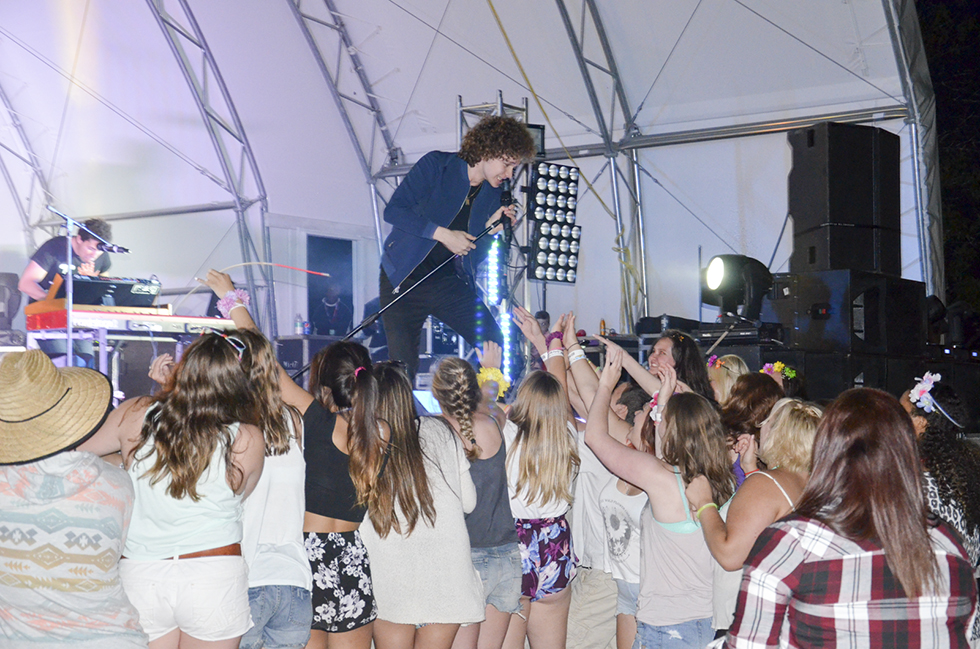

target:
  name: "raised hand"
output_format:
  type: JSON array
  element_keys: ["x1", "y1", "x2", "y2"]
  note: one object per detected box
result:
[
  {"x1": 600, "y1": 346, "x2": 624, "y2": 389},
  {"x1": 148, "y1": 353, "x2": 176, "y2": 386},
  {"x1": 199, "y1": 269, "x2": 235, "y2": 297},
  {"x1": 476, "y1": 341, "x2": 503, "y2": 370}
]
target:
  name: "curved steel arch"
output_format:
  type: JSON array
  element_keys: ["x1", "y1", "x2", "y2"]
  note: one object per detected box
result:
[
  {"x1": 0, "y1": 80, "x2": 55, "y2": 251},
  {"x1": 146, "y1": 0, "x2": 277, "y2": 335}
]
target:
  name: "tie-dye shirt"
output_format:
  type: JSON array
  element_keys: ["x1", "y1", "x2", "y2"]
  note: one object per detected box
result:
[{"x1": 0, "y1": 451, "x2": 147, "y2": 648}]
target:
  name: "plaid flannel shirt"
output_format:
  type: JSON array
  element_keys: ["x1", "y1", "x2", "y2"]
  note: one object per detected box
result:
[{"x1": 726, "y1": 515, "x2": 977, "y2": 648}]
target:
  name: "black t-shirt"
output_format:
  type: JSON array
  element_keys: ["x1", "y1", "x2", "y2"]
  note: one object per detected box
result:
[
  {"x1": 29, "y1": 236, "x2": 111, "y2": 301},
  {"x1": 405, "y1": 183, "x2": 482, "y2": 283}
]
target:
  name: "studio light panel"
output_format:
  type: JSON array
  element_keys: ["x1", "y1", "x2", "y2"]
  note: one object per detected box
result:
[{"x1": 527, "y1": 163, "x2": 581, "y2": 283}]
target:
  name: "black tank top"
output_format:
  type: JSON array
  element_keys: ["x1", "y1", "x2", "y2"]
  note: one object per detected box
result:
[{"x1": 303, "y1": 400, "x2": 367, "y2": 523}]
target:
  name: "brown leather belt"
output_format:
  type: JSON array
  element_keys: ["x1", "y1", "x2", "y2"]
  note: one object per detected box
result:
[{"x1": 122, "y1": 543, "x2": 241, "y2": 561}]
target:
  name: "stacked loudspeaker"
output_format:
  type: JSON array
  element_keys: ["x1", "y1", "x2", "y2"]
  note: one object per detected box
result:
[
  {"x1": 768, "y1": 122, "x2": 927, "y2": 399},
  {"x1": 788, "y1": 122, "x2": 901, "y2": 275}
]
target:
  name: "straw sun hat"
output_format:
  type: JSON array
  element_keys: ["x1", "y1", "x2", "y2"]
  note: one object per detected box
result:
[{"x1": 0, "y1": 349, "x2": 111, "y2": 465}]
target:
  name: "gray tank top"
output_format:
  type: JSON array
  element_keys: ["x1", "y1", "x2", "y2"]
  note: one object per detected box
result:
[{"x1": 464, "y1": 419, "x2": 519, "y2": 548}]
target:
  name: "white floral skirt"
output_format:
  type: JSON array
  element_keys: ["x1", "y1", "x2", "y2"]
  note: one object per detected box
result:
[{"x1": 304, "y1": 531, "x2": 377, "y2": 632}]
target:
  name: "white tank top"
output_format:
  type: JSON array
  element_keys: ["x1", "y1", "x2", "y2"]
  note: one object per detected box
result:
[{"x1": 124, "y1": 411, "x2": 244, "y2": 560}]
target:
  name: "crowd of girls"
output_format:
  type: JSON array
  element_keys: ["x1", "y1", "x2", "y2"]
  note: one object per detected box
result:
[{"x1": 60, "y1": 268, "x2": 977, "y2": 649}]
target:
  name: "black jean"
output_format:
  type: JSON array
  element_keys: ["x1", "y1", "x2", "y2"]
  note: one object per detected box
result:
[{"x1": 379, "y1": 268, "x2": 502, "y2": 381}]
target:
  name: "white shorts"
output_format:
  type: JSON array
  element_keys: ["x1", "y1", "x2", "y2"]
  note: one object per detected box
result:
[{"x1": 120, "y1": 556, "x2": 252, "y2": 641}]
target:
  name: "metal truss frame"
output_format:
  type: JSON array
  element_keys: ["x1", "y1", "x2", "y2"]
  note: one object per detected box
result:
[
  {"x1": 555, "y1": 0, "x2": 645, "y2": 331},
  {"x1": 288, "y1": 0, "x2": 403, "y2": 256},
  {"x1": 146, "y1": 0, "x2": 277, "y2": 336},
  {"x1": 0, "y1": 80, "x2": 55, "y2": 251}
]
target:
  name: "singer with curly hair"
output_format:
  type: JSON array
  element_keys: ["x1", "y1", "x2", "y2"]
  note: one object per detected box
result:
[{"x1": 378, "y1": 115, "x2": 536, "y2": 380}]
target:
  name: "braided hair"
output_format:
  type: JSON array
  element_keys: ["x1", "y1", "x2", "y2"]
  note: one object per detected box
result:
[{"x1": 431, "y1": 357, "x2": 482, "y2": 461}]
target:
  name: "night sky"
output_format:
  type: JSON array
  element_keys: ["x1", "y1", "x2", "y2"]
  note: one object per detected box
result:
[{"x1": 917, "y1": 1, "x2": 980, "y2": 309}]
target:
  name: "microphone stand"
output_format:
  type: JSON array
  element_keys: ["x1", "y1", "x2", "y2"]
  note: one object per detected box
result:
[
  {"x1": 45, "y1": 206, "x2": 120, "y2": 368},
  {"x1": 291, "y1": 214, "x2": 510, "y2": 380}
]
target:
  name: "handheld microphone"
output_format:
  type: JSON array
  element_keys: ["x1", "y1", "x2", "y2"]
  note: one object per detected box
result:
[
  {"x1": 500, "y1": 179, "x2": 514, "y2": 240},
  {"x1": 97, "y1": 242, "x2": 130, "y2": 254}
]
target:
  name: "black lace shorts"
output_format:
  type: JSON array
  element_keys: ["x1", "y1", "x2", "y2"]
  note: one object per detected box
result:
[{"x1": 305, "y1": 531, "x2": 378, "y2": 632}]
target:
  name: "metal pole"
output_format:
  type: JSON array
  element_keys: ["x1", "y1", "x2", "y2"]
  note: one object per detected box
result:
[
  {"x1": 370, "y1": 183, "x2": 384, "y2": 258},
  {"x1": 630, "y1": 149, "x2": 649, "y2": 316},
  {"x1": 608, "y1": 157, "x2": 633, "y2": 333}
]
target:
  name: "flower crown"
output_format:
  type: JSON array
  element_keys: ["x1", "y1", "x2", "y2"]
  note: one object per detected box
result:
[
  {"x1": 707, "y1": 354, "x2": 739, "y2": 375},
  {"x1": 909, "y1": 372, "x2": 964, "y2": 429},
  {"x1": 761, "y1": 361, "x2": 796, "y2": 380}
]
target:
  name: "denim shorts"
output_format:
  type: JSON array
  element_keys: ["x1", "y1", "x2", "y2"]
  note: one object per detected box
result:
[
  {"x1": 471, "y1": 543, "x2": 522, "y2": 614},
  {"x1": 632, "y1": 618, "x2": 713, "y2": 649},
  {"x1": 239, "y1": 585, "x2": 312, "y2": 649},
  {"x1": 615, "y1": 579, "x2": 639, "y2": 616}
]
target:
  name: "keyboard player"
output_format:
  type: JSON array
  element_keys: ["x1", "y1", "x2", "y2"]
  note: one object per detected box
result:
[{"x1": 18, "y1": 218, "x2": 113, "y2": 367}]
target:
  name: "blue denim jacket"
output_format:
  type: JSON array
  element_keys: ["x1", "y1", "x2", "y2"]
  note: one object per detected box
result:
[{"x1": 381, "y1": 151, "x2": 503, "y2": 289}]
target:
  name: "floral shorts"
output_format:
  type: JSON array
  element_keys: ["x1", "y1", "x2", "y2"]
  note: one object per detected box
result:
[
  {"x1": 515, "y1": 515, "x2": 577, "y2": 602},
  {"x1": 305, "y1": 531, "x2": 377, "y2": 632}
]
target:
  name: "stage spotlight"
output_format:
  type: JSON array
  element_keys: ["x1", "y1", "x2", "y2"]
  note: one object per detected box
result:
[
  {"x1": 525, "y1": 163, "x2": 582, "y2": 284},
  {"x1": 701, "y1": 255, "x2": 772, "y2": 321}
]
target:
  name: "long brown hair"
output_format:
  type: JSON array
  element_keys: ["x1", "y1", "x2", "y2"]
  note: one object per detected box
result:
[
  {"x1": 795, "y1": 388, "x2": 940, "y2": 598},
  {"x1": 237, "y1": 330, "x2": 301, "y2": 456},
  {"x1": 134, "y1": 333, "x2": 256, "y2": 500},
  {"x1": 368, "y1": 363, "x2": 436, "y2": 538},
  {"x1": 309, "y1": 341, "x2": 383, "y2": 505},
  {"x1": 431, "y1": 357, "x2": 482, "y2": 460},
  {"x1": 507, "y1": 371, "x2": 580, "y2": 508},
  {"x1": 721, "y1": 373, "x2": 784, "y2": 445},
  {"x1": 654, "y1": 392, "x2": 734, "y2": 505}
]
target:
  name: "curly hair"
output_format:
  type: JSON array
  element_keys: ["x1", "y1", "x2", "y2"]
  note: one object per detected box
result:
[
  {"x1": 431, "y1": 357, "x2": 482, "y2": 460},
  {"x1": 721, "y1": 373, "x2": 784, "y2": 445},
  {"x1": 458, "y1": 116, "x2": 536, "y2": 166},
  {"x1": 78, "y1": 218, "x2": 112, "y2": 242},
  {"x1": 237, "y1": 329, "x2": 301, "y2": 457},
  {"x1": 911, "y1": 381, "x2": 980, "y2": 543}
]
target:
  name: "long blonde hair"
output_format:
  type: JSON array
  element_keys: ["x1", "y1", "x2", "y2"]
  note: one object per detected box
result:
[
  {"x1": 506, "y1": 371, "x2": 579, "y2": 508},
  {"x1": 238, "y1": 330, "x2": 301, "y2": 456},
  {"x1": 431, "y1": 357, "x2": 482, "y2": 460}
]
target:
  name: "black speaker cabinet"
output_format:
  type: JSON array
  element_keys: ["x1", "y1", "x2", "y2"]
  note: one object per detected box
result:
[
  {"x1": 762, "y1": 270, "x2": 925, "y2": 356},
  {"x1": 788, "y1": 122, "x2": 901, "y2": 275}
]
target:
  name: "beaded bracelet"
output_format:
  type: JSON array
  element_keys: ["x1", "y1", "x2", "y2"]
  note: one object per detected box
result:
[{"x1": 695, "y1": 502, "x2": 719, "y2": 521}]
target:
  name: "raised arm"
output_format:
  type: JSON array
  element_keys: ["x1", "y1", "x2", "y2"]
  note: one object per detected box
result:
[
  {"x1": 584, "y1": 347, "x2": 667, "y2": 493},
  {"x1": 596, "y1": 335, "x2": 661, "y2": 397},
  {"x1": 201, "y1": 269, "x2": 314, "y2": 414},
  {"x1": 686, "y1": 472, "x2": 792, "y2": 572}
]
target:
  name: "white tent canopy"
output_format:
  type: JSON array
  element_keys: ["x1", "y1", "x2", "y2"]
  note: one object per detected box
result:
[{"x1": 0, "y1": 0, "x2": 939, "y2": 337}]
